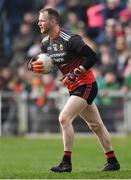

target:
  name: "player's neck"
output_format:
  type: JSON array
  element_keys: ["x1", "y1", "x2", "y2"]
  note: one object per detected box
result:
[{"x1": 49, "y1": 25, "x2": 60, "y2": 40}]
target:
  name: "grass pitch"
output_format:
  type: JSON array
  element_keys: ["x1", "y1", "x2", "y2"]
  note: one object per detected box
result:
[{"x1": 0, "y1": 135, "x2": 131, "y2": 179}]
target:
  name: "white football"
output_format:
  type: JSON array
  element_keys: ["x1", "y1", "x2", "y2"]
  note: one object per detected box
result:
[{"x1": 37, "y1": 53, "x2": 54, "y2": 74}]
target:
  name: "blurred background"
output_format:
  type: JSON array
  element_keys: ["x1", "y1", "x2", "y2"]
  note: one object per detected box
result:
[{"x1": 0, "y1": 0, "x2": 131, "y2": 136}]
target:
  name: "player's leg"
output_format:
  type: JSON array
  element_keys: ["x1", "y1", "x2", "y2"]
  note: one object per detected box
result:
[
  {"x1": 79, "y1": 102, "x2": 120, "y2": 171},
  {"x1": 79, "y1": 102, "x2": 112, "y2": 152},
  {"x1": 59, "y1": 95, "x2": 87, "y2": 151},
  {"x1": 51, "y1": 95, "x2": 87, "y2": 172}
]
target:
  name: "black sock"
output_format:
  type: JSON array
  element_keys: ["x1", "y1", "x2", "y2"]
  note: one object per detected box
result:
[{"x1": 105, "y1": 151, "x2": 118, "y2": 164}]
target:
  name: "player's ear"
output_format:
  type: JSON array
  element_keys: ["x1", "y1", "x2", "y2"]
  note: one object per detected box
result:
[{"x1": 51, "y1": 18, "x2": 56, "y2": 25}]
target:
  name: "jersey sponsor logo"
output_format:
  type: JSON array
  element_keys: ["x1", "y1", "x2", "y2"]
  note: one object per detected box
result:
[
  {"x1": 50, "y1": 52, "x2": 66, "y2": 58},
  {"x1": 50, "y1": 52, "x2": 67, "y2": 63},
  {"x1": 53, "y1": 57, "x2": 64, "y2": 63}
]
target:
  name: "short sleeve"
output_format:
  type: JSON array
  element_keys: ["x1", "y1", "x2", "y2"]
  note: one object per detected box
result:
[{"x1": 68, "y1": 35, "x2": 86, "y2": 53}]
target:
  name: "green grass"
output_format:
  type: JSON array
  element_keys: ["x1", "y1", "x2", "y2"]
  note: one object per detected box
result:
[{"x1": 0, "y1": 135, "x2": 131, "y2": 179}]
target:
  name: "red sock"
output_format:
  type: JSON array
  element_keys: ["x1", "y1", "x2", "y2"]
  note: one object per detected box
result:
[
  {"x1": 105, "y1": 151, "x2": 117, "y2": 163},
  {"x1": 105, "y1": 151, "x2": 116, "y2": 158},
  {"x1": 64, "y1": 151, "x2": 72, "y2": 157}
]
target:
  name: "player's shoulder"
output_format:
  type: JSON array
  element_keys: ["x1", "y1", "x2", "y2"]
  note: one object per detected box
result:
[
  {"x1": 42, "y1": 35, "x2": 49, "y2": 44},
  {"x1": 60, "y1": 29, "x2": 78, "y2": 41}
]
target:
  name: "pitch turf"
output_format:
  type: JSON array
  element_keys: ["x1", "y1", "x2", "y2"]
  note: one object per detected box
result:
[{"x1": 0, "y1": 135, "x2": 131, "y2": 179}]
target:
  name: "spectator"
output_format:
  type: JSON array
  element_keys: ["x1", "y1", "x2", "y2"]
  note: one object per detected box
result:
[
  {"x1": 119, "y1": 0, "x2": 131, "y2": 25},
  {"x1": 86, "y1": 2, "x2": 105, "y2": 40},
  {"x1": 121, "y1": 56, "x2": 131, "y2": 93},
  {"x1": 100, "y1": 72, "x2": 120, "y2": 106},
  {"x1": 115, "y1": 21, "x2": 125, "y2": 37},
  {"x1": 124, "y1": 23, "x2": 131, "y2": 49},
  {"x1": 28, "y1": 76, "x2": 46, "y2": 132},
  {"x1": 1, "y1": 67, "x2": 13, "y2": 91},
  {"x1": 123, "y1": 56, "x2": 131, "y2": 77},
  {"x1": 114, "y1": 36, "x2": 130, "y2": 83},
  {"x1": 104, "y1": 0, "x2": 124, "y2": 20},
  {"x1": 64, "y1": 12, "x2": 84, "y2": 33},
  {"x1": 10, "y1": 22, "x2": 35, "y2": 69},
  {"x1": 100, "y1": 52, "x2": 115, "y2": 74},
  {"x1": 2, "y1": 0, "x2": 34, "y2": 59},
  {"x1": 92, "y1": 66, "x2": 105, "y2": 105},
  {"x1": 42, "y1": 74, "x2": 57, "y2": 96},
  {"x1": 96, "y1": 18, "x2": 116, "y2": 48}
]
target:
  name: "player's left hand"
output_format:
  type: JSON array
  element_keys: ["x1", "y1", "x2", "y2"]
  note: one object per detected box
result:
[
  {"x1": 61, "y1": 66, "x2": 85, "y2": 86},
  {"x1": 61, "y1": 72, "x2": 76, "y2": 86}
]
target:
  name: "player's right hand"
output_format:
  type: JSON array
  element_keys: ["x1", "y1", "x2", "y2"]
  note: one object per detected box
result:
[
  {"x1": 32, "y1": 61, "x2": 44, "y2": 74},
  {"x1": 27, "y1": 56, "x2": 38, "y2": 71},
  {"x1": 27, "y1": 56, "x2": 44, "y2": 74}
]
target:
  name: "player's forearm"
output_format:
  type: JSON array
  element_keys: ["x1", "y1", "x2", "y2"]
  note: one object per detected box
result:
[{"x1": 79, "y1": 45, "x2": 98, "y2": 71}]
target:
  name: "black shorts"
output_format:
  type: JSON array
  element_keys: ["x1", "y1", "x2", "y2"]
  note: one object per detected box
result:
[{"x1": 69, "y1": 82, "x2": 98, "y2": 104}]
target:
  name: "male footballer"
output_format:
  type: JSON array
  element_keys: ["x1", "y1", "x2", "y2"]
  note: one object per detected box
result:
[{"x1": 28, "y1": 8, "x2": 120, "y2": 172}]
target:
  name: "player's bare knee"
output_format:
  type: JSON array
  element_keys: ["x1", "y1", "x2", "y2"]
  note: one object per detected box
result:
[
  {"x1": 89, "y1": 122, "x2": 103, "y2": 133},
  {"x1": 59, "y1": 112, "x2": 70, "y2": 127}
]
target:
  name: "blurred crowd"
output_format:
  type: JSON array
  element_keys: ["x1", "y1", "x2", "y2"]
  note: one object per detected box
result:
[
  {"x1": 0, "y1": 0, "x2": 131, "y2": 134},
  {"x1": 0, "y1": 0, "x2": 131, "y2": 101}
]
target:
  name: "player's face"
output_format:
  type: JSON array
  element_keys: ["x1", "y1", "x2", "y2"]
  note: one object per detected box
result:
[{"x1": 38, "y1": 12, "x2": 51, "y2": 34}]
